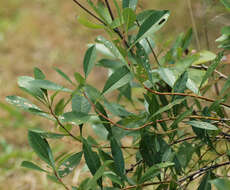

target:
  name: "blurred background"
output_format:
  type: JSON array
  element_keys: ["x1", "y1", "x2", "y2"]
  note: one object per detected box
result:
[{"x1": 0, "y1": 0, "x2": 229, "y2": 189}]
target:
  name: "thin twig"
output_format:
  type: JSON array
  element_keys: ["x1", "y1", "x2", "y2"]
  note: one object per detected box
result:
[
  {"x1": 179, "y1": 161, "x2": 230, "y2": 183},
  {"x1": 72, "y1": 0, "x2": 106, "y2": 25},
  {"x1": 105, "y1": 0, "x2": 114, "y2": 20},
  {"x1": 144, "y1": 85, "x2": 230, "y2": 109}
]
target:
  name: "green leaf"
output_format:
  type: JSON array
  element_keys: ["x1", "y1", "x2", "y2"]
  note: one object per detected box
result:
[
  {"x1": 78, "y1": 16, "x2": 104, "y2": 29},
  {"x1": 28, "y1": 79, "x2": 72, "y2": 92},
  {"x1": 34, "y1": 67, "x2": 45, "y2": 79},
  {"x1": 54, "y1": 98, "x2": 65, "y2": 116},
  {"x1": 21, "y1": 161, "x2": 47, "y2": 173},
  {"x1": 193, "y1": 50, "x2": 216, "y2": 65},
  {"x1": 6, "y1": 96, "x2": 40, "y2": 111},
  {"x1": 139, "y1": 162, "x2": 174, "y2": 183},
  {"x1": 86, "y1": 160, "x2": 113, "y2": 190},
  {"x1": 122, "y1": 0, "x2": 138, "y2": 10},
  {"x1": 173, "y1": 71, "x2": 188, "y2": 98},
  {"x1": 58, "y1": 152, "x2": 82, "y2": 178},
  {"x1": 220, "y1": 75, "x2": 230, "y2": 96},
  {"x1": 28, "y1": 131, "x2": 55, "y2": 167},
  {"x1": 136, "y1": 43, "x2": 152, "y2": 83},
  {"x1": 150, "y1": 98, "x2": 185, "y2": 119},
  {"x1": 61, "y1": 111, "x2": 91, "y2": 125},
  {"x1": 54, "y1": 68, "x2": 74, "y2": 85},
  {"x1": 72, "y1": 94, "x2": 91, "y2": 114},
  {"x1": 5, "y1": 96, "x2": 50, "y2": 119},
  {"x1": 110, "y1": 137, "x2": 125, "y2": 178},
  {"x1": 210, "y1": 178, "x2": 230, "y2": 190},
  {"x1": 123, "y1": 8, "x2": 136, "y2": 32},
  {"x1": 95, "y1": 102, "x2": 112, "y2": 134},
  {"x1": 83, "y1": 139, "x2": 102, "y2": 185},
  {"x1": 158, "y1": 67, "x2": 176, "y2": 87},
  {"x1": 29, "y1": 129, "x2": 66, "y2": 139},
  {"x1": 134, "y1": 10, "x2": 170, "y2": 45},
  {"x1": 102, "y1": 66, "x2": 132, "y2": 94},
  {"x1": 84, "y1": 45, "x2": 97, "y2": 78},
  {"x1": 18, "y1": 76, "x2": 45, "y2": 100},
  {"x1": 198, "y1": 172, "x2": 212, "y2": 190},
  {"x1": 199, "y1": 52, "x2": 224, "y2": 89},
  {"x1": 104, "y1": 173, "x2": 123, "y2": 186},
  {"x1": 221, "y1": 0, "x2": 230, "y2": 10},
  {"x1": 95, "y1": 36, "x2": 126, "y2": 64},
  {"x1": 74, "y1": 72, "x2": 85, "y2": 85},
  {"x1": 186, "y1": 121, "x2": 218, "y2": 131}
]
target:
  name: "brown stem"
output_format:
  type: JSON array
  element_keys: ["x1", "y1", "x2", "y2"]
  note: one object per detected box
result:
[{"x1": 144, "y1": 85, "x2": 230, "y2": 109}]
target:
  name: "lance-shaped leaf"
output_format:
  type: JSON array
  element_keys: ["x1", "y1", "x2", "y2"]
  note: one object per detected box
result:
[
  {"x1": 123, "y1": 8, "x2": 136, "y2": 32},
  {"x1": 110, "y1": 137, "x2": 125, "y2": 178},
  {"x1": 84, "y1": 45, "x2": 97, "y2": 78},
  {"x1": 58, "y1": 152, "x2": 82, "y2": 178},
  {"x1": 134, "y1": 10, "x2": 170, "y2": 45},
  {"x1": 86, "y1": 160, "x2": 113, "y2": 190},
  {"x1": 186, "y1": 121, "x2": 218, "y2": 131},
  {"x1": 102, "y1": 66, "x2": 132, "y2": 94},
  {"x1": 83, "y1": 139, "x2": 102, "y2": 186},
  {"x1": 28, "y1": 131, "x2": 55, "y2": 167},
  {"x1": 199, "y1": 52, "x2": 224, "y2": 89},
  {"x1": 28, "y1": 79, "x2": 72, "y2": 92},
  {"x1": 150, "y1": 98, "x2": 185, "y2": 119},
  {"x1": 95, "y1": 36, "x2": 126, "y2": 64},
  {"x1": 34, "y1": 67, "x2": 45, "y2": 79},
  {"x1": 139, "y1": 162, "x2": 174, "y2": 183},
  {"x1": 122, "y1": 0, "x2": 138, "y2": 10},
  {"x1": 18, "y1": 76, "x2": 45, "y2": 100},
  {"x1": 55, "y1": 68, "x2": 74, "y2": 85},
  {"x1": 21, "y1": 161, "x2": 48, "y2": 173}
]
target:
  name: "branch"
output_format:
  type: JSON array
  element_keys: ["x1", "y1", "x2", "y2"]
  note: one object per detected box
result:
[
  {"x1": 144, "y1": 85, "x2": 230, "y2": 109},
  {"x1": 179, "y1": 161, "x2": 230, "y2": 183}
]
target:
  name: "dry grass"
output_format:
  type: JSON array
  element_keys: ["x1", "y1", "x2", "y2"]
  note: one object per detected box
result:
[{"x1": 0, "y1": 0, "x2": 226, "y2": 189}]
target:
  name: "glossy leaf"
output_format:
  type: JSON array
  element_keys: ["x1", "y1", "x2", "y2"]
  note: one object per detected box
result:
[
  {"x1": 28, "y1": 79, "x2": 72, "y2": 92},
  {"x1": 72, "y1": 94, "x2": 91, "y2": 114},
  {"x1": 193, "y1": 50, "x2": 216, "y2": 65},
  {"x1": 134, "y1": 10, "x2": 170, "y2": 45},
  {"x1": 122, "y1": 0, "x2": 138, "y2": 10},
  {"x1": 110, "y1": 137, "x2": 125, "y2": 178},
  {"x1": 83, "y1": 139, "x2": 102, "y2": 185},
  {"x1": 199, "y1": 51, "x2": 224, "y2": 89},
  {"x1": 83, "y1": 45, "x2": 97, "y2": 78},
  {"x1": 102, "y1": 66, "x2": 132, "y2": 94},
  {"x1": 28, "y1": 131, "x2": 54, "y2": 167},
  {"x1": 186, "y1": 121, "x2": 218, "y2": 131},
  {"x1": 18, "y1": 76, "x2": 45, "y2": 100},
  {"x1": 61, "y1": 111, "x2": 91, "y2": 125},
  {"x1": 58, "y1": 152, "x2": 82, "y2": 178},
  {"x1": 95, "y1": 36, "x2": 126, "y2": 64}
]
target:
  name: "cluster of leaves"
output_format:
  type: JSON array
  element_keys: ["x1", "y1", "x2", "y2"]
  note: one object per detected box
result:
[{"x1": 6, "y1": 0, "x2": 230, "y2": 189}]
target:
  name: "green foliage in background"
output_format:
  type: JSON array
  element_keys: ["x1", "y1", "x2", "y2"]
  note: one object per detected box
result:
[{"x1": 6, "y1": 0, "x2": 230, "y2": 189}]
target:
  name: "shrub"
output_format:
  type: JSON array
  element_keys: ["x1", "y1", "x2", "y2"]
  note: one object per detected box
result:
[{"x1": 6, "y1": 0, "x2": 230, "y2": 189}]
